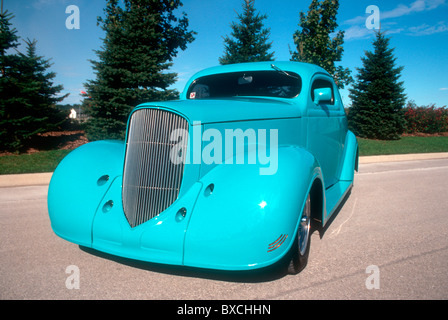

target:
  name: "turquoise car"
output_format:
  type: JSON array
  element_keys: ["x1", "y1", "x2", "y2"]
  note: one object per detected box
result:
[{"x1": 48, "y1": 61, "x2": 358, "y2": 274}]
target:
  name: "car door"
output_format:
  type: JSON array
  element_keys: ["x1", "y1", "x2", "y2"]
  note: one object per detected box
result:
[{"x1": 306, "y1": 75, "x2": 347, "y2": 189}]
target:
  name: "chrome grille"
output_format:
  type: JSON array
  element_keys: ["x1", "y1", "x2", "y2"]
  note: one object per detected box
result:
[{"x1": 122, "y1": 108, "x2": 189, "y2": 228}]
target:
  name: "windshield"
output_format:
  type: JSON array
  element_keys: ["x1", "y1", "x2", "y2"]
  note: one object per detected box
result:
[{"x1": 187, "y1": 70, "x2": 302, "y2": 99}]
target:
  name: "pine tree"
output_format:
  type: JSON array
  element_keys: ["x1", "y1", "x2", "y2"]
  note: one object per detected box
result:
[
  {"x1": 19, "y1": 39, "x2": 68, "y2": 125},
  {"x1": 1, "y1": 12, "x2": 67, "y2": 151},
  {"x1": 347, "y1": 31, "x2": 406, "y2": 140},
  {"x1": 0, "y1": 11, "x2": 20, "y2": 150},
  {"x1": 290, "y1": 0, "x2": 351, "y2": 89},
  {"x1": 0, "y1": 10, "x2": 19, "y2": 59},
  {"x1": 83, "y1": 0, "x2": 195, "y2": 141},
  {"x1": 219, "y1": 0, "x2": 274, "y2": 65}
]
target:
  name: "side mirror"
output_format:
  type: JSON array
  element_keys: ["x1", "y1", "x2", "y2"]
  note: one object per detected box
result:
[{"x1": 313, "y1": 88, "x2": 332, "y2": 105}]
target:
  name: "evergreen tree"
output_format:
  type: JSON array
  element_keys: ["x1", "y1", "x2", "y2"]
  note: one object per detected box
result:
[
  {"x1": 0, "y1": 10, "x2": 19, "y2": 60},
  {"x1": 348, "y1": 31, "x2": 406, "y2": 140},
  {"x1": 0, "y1": 12, "x2": 67, "y2": 151},
  {"x1": 290, "y1": 0, "x2": 351, "y2": 88},
  {"x1": 219, "y1": 0, "x2": 274, "y2": 65},
  {"x1": 19, "y1": 39, "x2": 68, "y2": 124},
  {"x1": 83, "y1": 0, "x2": 195, "y2": 141},
  {"x1": 0, "y1": 11, "x2": 20, "y2": 150}
]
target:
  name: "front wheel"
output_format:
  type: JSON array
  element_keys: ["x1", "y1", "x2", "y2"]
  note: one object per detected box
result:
[{"x1": 287, "y1": 193, "x2": 311, "y2": 274}]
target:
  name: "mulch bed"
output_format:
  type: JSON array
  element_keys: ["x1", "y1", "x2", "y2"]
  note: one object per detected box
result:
[
  {"x1": 401, "y1": 132, "x2": 448, "y2": 137},
  {"x1": 0, "y1": 130, "x2": 89, "y2": 156}
]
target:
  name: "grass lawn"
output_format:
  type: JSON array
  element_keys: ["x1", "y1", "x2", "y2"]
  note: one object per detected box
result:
[
  {"x1": 0, "y1": 149, "x2": 71, "y2": 175},
  {"x1": 358, "y1": 136, "x2": 448, "y2": 156},
  {"x1": 0, "y1": 136, "x2": 447, "y2": 175}
]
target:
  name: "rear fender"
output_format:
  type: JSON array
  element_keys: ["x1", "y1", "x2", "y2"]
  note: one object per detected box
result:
[{"x1": 339, "y1": 130, "x2": 358, "y2": 181}]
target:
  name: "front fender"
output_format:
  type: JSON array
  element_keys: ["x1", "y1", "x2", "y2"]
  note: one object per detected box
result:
[
  {"x1": 47, "y1": 140, "x2": 125, "y2": 247},
  {"x1": 183, "y1": 146, "x2": 321, "y2": 270}
]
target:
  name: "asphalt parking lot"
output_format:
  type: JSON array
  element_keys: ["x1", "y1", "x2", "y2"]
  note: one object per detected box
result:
[{"x1": 1, "y1": 157, "x2": 448, "y2": 300}]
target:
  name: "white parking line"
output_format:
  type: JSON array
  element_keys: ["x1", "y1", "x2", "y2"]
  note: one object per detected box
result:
[{"x1": 328, "y1": 197, "x2": 358, "y2": 238}]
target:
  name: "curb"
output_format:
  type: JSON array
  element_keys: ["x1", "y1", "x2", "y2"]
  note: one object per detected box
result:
[
  {"x1": 358, "y1": 152, "x2": 448, "y2": 164},
  {"x1": 0, "y1": 152, "x2": 447, "y2": 188},
  {"x1": 0, "y1": 172, "x2": 53, "y2": 188}
]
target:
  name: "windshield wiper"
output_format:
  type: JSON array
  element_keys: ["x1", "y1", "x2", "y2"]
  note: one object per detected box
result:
[{"x1": 271, "y1": 64, "x2": 299, "y2": 80}]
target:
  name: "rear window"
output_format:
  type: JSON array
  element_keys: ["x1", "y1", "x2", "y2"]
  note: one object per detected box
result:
[{"x1": 187, "y1": 71, "x2": 302, "y2": 99}]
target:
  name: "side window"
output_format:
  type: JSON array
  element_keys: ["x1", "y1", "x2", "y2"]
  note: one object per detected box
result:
[{"x1": 311, "y1": 78, "x2": 335, "y2": 105}]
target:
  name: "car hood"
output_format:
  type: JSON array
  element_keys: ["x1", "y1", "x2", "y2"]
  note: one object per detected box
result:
[{"x1": 136, "y1": 97, "x2": 302, "y2": 125}]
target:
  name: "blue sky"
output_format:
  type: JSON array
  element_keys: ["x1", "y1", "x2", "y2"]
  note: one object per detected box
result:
[{"x1": 3, "y1": 0, "x2": 448, "y2": 107}]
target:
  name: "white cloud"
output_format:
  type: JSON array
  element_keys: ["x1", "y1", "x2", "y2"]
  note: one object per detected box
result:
[
  {"x1": 345, "y1": 0, "x2": 446, "y2": 24},
  {"x1": 343, "y1": 15, "x2": 367, "y2": 26},
  {"x1": 342, "y1": 0, "x2": 447, "y2": 40},
  {"x1": 344, "y1": 22, "x2": 405, "y2": 41},
  {"x1": 426, "y1": 0, "x2": 447, "y2": 9},
  {"x1": 366, "y1": 0, "x2": 444, "y2": 22},
  {"x1": 32, "y1": 0, "x2": 70, "y2": 10},
  {"x1": 440, "y1": 88, "x2": 448, "y2": 91},
  {"x1": 344, "y1": 25, "x2": 373, "y2": 41},
  {"x1": 408, "y1": 21, "x2": 448, "y2": 35},
  {"x1": 381, "y1": 0, "x2": 426, "y2": 20}
]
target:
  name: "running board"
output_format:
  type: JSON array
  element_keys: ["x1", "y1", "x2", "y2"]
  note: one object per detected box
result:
[{"x1": 323, "y1": 180, "x2": 353, "y2": 227}]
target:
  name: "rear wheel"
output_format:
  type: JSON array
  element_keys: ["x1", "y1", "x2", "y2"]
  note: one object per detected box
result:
[{"x1": 287, "y1": 193, "x2": 311, "y2": 274}]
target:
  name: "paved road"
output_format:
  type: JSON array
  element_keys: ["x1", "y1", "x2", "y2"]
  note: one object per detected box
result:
[{"x1": 1, "y1": 159, "x2": 448, "y2": 300}]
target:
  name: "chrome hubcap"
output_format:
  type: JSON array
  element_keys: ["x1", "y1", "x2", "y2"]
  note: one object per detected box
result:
[{"x1": 298, "y1": 195, "x2": 311, "y2": 256}]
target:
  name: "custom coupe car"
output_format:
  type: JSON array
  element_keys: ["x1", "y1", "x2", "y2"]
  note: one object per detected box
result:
[{"x1": 48, "y1": 61, "x2": 358, "y2": 274}]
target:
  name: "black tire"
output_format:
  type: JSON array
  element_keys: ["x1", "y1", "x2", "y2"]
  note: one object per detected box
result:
[{"x1": 287, "y1": 193, "x2": 311, "y2": 274}]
